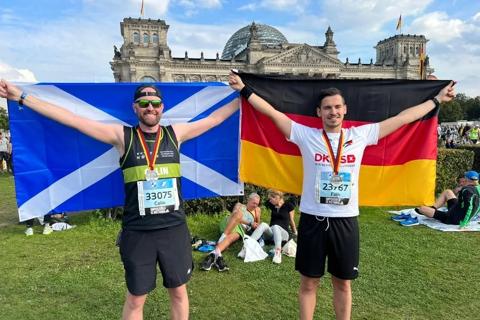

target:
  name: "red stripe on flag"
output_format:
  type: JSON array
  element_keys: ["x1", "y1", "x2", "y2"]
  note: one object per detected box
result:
[{"x1": 241, "y1": 101, "x2": 437, "y2": 165}]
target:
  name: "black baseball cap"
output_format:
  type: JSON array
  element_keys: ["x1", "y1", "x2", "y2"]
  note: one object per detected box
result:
[{"x1": 133, "y1": 84, "x2": 162, "y2": 101}]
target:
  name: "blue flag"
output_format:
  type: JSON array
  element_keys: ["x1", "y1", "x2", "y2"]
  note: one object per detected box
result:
[{"x1": 7, "y1": 82, "x2": 242, "y2": 221}]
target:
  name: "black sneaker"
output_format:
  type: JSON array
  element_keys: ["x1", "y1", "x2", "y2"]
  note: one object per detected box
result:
[
  {"x1": 215, "y1": 256, "x2": 229, "y2": 272},
  {"x1": 201, "y1": 253, "x2": 216, "y2": 271}
]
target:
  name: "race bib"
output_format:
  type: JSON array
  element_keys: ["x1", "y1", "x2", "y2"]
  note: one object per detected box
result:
[
  {"x1": 137, "y1": 178, "x2": 180, "y2": 215},
  {"x1": 315, "y1": 171, "x2": 351, "y2": 205}
]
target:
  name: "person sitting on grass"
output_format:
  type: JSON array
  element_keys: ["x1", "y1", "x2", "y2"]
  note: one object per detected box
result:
[
  {"x1": 453, "y1": 174, "x2": 467, "y2": 196},
  {"x1": 249, "y1": 189, "x2": 297, "y2": 264},
  {"x1": 416, "y1": 171, "x2": 480, "y2": 227},
  {"x1": 200, "y1": 192, "x2": 261, "y2": 272}
]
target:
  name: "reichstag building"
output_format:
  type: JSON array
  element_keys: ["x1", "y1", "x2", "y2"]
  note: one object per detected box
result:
[{"x1": 110, "y1": 18, "x2": 432, "y2": 82}]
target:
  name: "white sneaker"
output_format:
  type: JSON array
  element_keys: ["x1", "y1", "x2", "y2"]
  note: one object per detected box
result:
[
  {"x1": 43, "y1": 224, "x2": 53, "y2": 235},
  {"x1": 25, "y1": 227, "x2": 34, "y2": 236},
  {"x1": 237, "y1": 247, "x2": 246, "y2": 259},
  {"x1": 272, "y1": 249, "x2": 282, "y2": 264}
]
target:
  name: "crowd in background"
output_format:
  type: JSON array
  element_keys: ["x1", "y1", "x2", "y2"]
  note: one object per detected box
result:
[{"x1": 438, "y1": 122, "x2": 480, "y2": 148}]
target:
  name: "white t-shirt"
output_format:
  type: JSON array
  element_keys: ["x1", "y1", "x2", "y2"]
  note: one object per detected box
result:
[
  {"x1": 0, "y1": 137, "x2": 8, "y2": 152},
  {"x1": 289, "y1": 121, "x2": 379, "y2": 217}
]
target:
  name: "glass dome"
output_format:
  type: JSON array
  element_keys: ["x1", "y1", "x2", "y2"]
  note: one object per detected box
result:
[{"x1": 221, "y1": 23, "x2": 288, "y2": 60}]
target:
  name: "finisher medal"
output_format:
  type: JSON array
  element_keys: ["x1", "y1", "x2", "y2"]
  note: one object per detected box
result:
[
  {"x1": 145, "y1": 168, "x2": 159, "y2": 181},
  {"x1": 137, "y1": 126, "x2": 163, "y2": 182},
  {"x1": 330, "y1": 174, "x2": 343, "y2": 187}
]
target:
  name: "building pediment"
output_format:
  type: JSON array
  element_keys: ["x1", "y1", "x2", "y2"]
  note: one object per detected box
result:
[{"x1": 261, "y1": 45, "x2": 342, "y2": 66}]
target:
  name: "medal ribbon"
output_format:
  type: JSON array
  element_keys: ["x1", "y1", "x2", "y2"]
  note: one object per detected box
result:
[
  {"x1": 321, "y1": 129, "x2": 344, "y2": 175},
  {"x1": 137, "y1": 126, "x2": 163, "y2": 171}
]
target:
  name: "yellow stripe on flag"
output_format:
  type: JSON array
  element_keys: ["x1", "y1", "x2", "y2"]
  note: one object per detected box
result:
[
  {"x1": 359, "y1": 160, "x2": 436, "y2": 206},
  {"x1": 240, "y1": 140, "x2": 303, "y2": 194},
  {"x1": 240, "y1": 140, "x2": 435, "y2": 206}
]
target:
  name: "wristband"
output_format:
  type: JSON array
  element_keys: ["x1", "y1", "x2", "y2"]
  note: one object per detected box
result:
[
  {"x1": 240, "y1": 85, "x2": 254, "y2": 100},
  {"x1": 432, "y1": 97, "x2": 440, "y2": 108},
  {"x1": 19, "y1": 92, "x2": 28, "y2": 106}
]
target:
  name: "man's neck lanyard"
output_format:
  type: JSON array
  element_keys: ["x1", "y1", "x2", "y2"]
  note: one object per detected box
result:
[{"x1": 137, "y1": 126, "x2": 163, "y2": 181}]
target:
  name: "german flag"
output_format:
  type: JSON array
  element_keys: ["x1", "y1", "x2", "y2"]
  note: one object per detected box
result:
[{"x1": 239, "y1": 73, "x2": 450, "y2": 206}]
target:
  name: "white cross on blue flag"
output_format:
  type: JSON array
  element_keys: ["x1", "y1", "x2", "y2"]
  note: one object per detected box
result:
[{"x1": 7, "y1": 82, "x2": 243, "y2": 222}]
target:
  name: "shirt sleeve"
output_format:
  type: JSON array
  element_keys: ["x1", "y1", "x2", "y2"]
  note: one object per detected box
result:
[
  {"x1": 355, "y1": 123, "x2": 380, "y2": 146},
  {"x1": 285, "y1": 201, "x2": 295, "y2": 212},
  {"x1": 289, "y1": 121, "x2": 308, "y2": 146}
]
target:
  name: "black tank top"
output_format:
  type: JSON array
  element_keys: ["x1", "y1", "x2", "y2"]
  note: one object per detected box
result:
[{"x1": 119, "y1": 125, "x2": 185, "y2": 230}]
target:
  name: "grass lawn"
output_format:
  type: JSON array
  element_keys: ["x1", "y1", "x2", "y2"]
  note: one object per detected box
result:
[{"x1": 1, "y1": 174, "x2": 479, "y2": 319}]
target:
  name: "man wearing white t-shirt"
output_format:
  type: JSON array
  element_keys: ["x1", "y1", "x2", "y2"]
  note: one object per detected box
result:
[{"x1": 228, "y1": 72, "x2": 455, "y2": 320}]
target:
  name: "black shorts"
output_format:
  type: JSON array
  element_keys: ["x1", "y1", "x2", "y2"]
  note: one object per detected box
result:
[
  {"x1": 295, "y1": 213, "x2": 359, "y2": 280},
  {"x1": 119, "y1": 223, "x2": 193, "y2": 295},
  {"x1": 434, "y1": 198, "x2": 464, "y2": 225}
]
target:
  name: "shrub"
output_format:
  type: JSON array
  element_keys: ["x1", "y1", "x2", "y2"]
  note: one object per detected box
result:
[
  {"x1": 436, "y1": 147, "x2": 474, "y2": 193},
  {"x1": 454, "y1": 144, "x2": 480, "y2": 171}
]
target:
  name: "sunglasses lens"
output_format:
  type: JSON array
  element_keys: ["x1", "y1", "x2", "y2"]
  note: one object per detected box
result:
[
  {"x1": 137, "y1": 100, "x2": 162, "y2": 108},
  {"x1": 150, "y1": 100, "x2": 162, "y2": 108}
]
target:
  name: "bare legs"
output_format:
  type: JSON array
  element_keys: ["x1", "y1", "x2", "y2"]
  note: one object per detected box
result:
[
  {"x1": 122, "y1": 285, "x2": 188, "y2": 320},
  {"x1": 299, "y1": 275, "x2": 352, "y2": 320},
  {"x1": 418, "y1": 189, "x2": 456, "y2": 217}
]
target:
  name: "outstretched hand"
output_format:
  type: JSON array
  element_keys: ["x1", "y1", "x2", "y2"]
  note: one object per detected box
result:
[
  {"x1": 228, "y1": 71, "x2": 245, "y2": 92},
  {"x1": 436, "y1": 81, "x2": 456, "y2": 103},
  {"x1": 0, "y1": 79, "x2": 22, "y2": 101}
]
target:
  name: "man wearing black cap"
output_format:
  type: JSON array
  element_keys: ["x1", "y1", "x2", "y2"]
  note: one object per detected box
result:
[
  {"x1": 416, "y1": 170, "x2": 480, "y2": 227},
  {"x1": 0, "y1": 80, "x2": 239, "y2": 320}
]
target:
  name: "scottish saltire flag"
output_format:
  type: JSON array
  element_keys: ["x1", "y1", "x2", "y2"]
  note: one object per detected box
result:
[
  {"x1": 238, "y1": 73, "x2": 450, "y2": 206},
  {"x1": 7, "y1": 83, "x2": 242, "y2": 222}
]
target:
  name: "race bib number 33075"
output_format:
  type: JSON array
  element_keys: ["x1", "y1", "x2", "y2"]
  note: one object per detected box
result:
[{"x1": 137, "y1": 178, "x2": 180, "y2": 215}]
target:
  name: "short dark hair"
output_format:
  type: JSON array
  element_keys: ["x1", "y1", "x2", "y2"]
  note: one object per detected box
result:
[{"x1": 317, "y1": 87, "x2": 345, "y2": 107}]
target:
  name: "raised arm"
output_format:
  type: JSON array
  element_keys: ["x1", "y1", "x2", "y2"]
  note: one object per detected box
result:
[
  {"x1": 378, "y1": 81, "x2": 455, "y2": 139},
  {"x1": 228, "y1": 72, "x2": 292, "y2": 138},
  {"x1": 172, "y1": 97, "x2": 239, "y2": 144},
  {"x1": 0, "y1": 79, "x2": 125, "y2": 152}
]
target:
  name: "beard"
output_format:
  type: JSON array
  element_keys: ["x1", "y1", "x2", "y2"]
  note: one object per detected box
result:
[{"x1": 138, "y1": 110, "x2": 161, "y2": 127}]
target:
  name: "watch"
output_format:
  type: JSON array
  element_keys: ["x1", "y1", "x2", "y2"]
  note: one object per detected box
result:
[{"x1": 19, "y1": 92, "x2": 28, "y2": 106}]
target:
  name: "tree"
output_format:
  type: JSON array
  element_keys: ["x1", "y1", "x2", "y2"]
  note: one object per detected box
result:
[
  {"x1": 0, "y1": 107, "x2": 8, "y2": 131},
  {"x1": 439, "y1": 100, "x2": 464, "y2": 122},
  {"x1": 464, "y1": 96, "x2": 480, "y2": 120}
]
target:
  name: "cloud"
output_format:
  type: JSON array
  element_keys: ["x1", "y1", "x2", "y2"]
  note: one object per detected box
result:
[
  {"x1": 174, "y1": 0, "x2": 222, "y2": 16},
  {"x1": 408, "y1": 11, "x2": 480, "y2": 97},
  {"x1": 177, "y1": 0, "x2": 222, "y2": 9},
  {"x1": 168, "y1": 20, "x2": 243, "y2": 57},
  {"x1": 239, "y1": 3, "x2": 258, "y2": 11},
  {"x1": 0, "y1": 60, "x2": 30, "y2": 110},
  {"x1": 0, "y1": 1, "x2": 132, "y2": 83},
  {"x1": 322, "y1": 0, "x2": 433, "y2": 32},
  {"x1": 0, "y1": 61, "x2": 37, "y2": 82},
  {"x1": 239, "y1": 0, "x2": 309, "y2": 13},
  {"x1": 474, "y1": 12, "x2": 480, "y2": 22},
  {"x1": 129, "y1": 0, "x2": 170, "y2": 16},
  {"x1": 260, "y1": 0, "x2": 310, "y2": 11},
  {"x1": 409, "y1": 11, "x2": 473, "y2": 43}
]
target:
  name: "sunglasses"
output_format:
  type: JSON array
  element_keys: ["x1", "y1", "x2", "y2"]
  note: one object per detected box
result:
[{"x1": 136, "y1": 99, "x2": 162, "y2": 108}]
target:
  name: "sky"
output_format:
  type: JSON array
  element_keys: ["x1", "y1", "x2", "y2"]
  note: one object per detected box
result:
[{"x1": 0, "y1": 0, "x2": 479, "y2": 110}]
